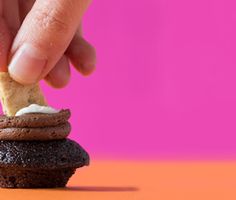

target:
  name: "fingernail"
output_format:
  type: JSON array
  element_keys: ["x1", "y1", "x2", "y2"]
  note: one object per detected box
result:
[{"x1": 9, "y1": 44, "x2": 47, "y2": 84}]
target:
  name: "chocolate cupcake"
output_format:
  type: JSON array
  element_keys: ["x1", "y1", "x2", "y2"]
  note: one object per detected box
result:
[{"x1": 0, "y1": 110, "x2": 90, "y2": 188}]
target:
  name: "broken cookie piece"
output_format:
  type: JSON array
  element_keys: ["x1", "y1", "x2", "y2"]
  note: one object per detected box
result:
[{"x1": 0, "y1": 72, "x2": 47, "y2": 116}]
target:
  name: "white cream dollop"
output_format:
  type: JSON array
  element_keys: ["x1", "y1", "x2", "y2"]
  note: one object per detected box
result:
[{"x1": 15, "y1": 104, "x2": 60, "y2": 116}]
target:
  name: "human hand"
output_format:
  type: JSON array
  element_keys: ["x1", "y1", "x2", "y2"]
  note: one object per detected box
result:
[{"x1": 0, "y1": 0, "x2": 96, "y2": 88}]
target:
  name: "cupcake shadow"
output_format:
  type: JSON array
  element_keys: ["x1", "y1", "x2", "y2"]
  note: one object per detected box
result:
[{"x1": 54, "y1": 186, "x2": 139, "y2": 192}]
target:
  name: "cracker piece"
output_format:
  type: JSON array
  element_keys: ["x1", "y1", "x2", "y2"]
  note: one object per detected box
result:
[{"x1": 0, "y1": 72, "x2": 47, "y2": 116}]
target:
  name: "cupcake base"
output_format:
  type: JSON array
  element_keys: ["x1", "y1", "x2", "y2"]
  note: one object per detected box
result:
[
  {"x1": 0, "y1": 167, "x2": 76, "y2": 188},
  {"x1": 0, "y1": 139, "x2": 89, "y2": 188}
]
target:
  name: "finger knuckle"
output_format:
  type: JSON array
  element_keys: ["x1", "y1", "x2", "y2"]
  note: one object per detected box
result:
[{"x1": 33, "y1": 7, "x2": 69, "y2": 34}]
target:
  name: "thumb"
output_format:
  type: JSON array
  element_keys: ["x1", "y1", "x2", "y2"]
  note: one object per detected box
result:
[{"x1": 9, "y1": 0, "x2": 91, "y2": 84}]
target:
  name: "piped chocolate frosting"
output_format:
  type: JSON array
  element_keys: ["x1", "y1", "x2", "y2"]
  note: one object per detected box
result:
[{"x1": 0, "y1": 110, "x2": 71, "y2": 141}]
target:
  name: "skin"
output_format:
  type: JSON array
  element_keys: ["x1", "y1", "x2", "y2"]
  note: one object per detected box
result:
[{"x1": 0, "y1": 0, "x2": 96, "y2": 88}]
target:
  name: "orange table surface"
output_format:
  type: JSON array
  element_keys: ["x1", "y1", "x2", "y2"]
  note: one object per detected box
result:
[{"x1": 1, "y1": 160, "x2": 236, "y2": 200}]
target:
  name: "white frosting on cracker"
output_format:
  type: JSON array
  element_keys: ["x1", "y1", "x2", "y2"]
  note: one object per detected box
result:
[{"x1": 15, "y1": 104, "x2": 59, "y2": 116}]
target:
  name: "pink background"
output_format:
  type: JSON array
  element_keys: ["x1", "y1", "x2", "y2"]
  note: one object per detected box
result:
[{"x1": 43, "y1": 0, "x2": 236, "y2": 159}]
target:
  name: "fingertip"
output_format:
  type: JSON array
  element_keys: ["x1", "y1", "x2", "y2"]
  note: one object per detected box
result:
[{"x1": 75, "y1": 62, "x2": 96, "y2": 76}]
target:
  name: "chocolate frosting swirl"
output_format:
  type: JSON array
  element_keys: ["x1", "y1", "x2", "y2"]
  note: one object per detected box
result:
[{"x1": 0, "y1": 109, "x2": 71, "y2": 141}]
